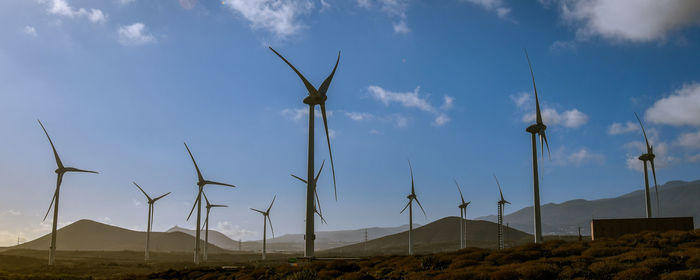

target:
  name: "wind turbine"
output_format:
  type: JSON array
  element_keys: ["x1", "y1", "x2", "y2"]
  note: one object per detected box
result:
[
  {"x1": 250, "y1": 195, "x2": 276, "y2": 260},
  {"x1": 400, "y1": 160, "x2": 426, "y2": 256},
  {"x1": 38, "y1": 120, "x2": 98, "y2": 266},
  {"x1": 132, "y1": 182, "x2": 170, "y2": 262},
  {"x1": 184, "y1": 142, "x2": 236, "y2": 264},
  {"x1": 270, "y1": 47, "x2": 340, "y2": 257},
  {"x1": 454, "y1": 179, "x2": 470, "y2": 249},
  {"x1": 634, "y1": 112, "x2": 660, "y2": 218},
  {"x1": 524, "y1": 50, "x2": 550, "y2": 244},
  {"x1": 494, "y1": 174, "x2": 509, "y2": 250},
  {"x1": 291, "y1": 160, "x2": 329, "y2": 225},
  {"x1": 201, "y1": 192, "x2": 227, "y2": 262}
]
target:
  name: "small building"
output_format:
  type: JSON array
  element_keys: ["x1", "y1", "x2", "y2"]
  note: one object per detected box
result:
[{"x1": 590, "y1": 217, "x2": 694, "y2": 240}]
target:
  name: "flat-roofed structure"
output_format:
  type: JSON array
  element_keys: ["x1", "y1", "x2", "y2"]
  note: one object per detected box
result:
[{"x1": 591, "y1": 217, "x2": 694, "y2": 240}]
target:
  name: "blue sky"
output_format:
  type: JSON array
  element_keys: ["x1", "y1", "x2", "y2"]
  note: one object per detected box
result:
[{"x1": 1, "y1": 0, "x2": 700, "y2": 246}]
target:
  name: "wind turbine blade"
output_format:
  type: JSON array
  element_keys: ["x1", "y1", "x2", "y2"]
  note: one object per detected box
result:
[
  {"x1": 650, "y1": 159, "x2": 660, "y2": 215},
  {"x1": 267, "y1": 216, "x2": 275, "y2": 238},
  {"x1": 38, "y1": 120, "x2": 63, "y2": 169},
  {"x1": 494, "y1": 174, "x2": 505, "y2": 202},
  {"x1": 316, "y1": 208, "x2": 328, "y2": 225},
  {"x1": 43, "y1": 174, "x2": 63, "y2": 221},
  {"x1": 315, "y1": 160, "x2": 325, "y2": 183},
  {"x1": 291, "y1": 174, "x2": 308, "y2": 184},
  {"x1": 153, "y1": 192, "x2": 171, "y2": 202},
  {"x1": 524, "y1": 49, "x2": 543, "y2": 125},
  {"x1": 415, "y1": 197, "x2": 427, "y2": 219},
  {"x1": 314, "y1": 188, "x2": 322, "y2": 218},
  {"x1": 150, "y1": 204, "x2": 155, "y2": 230},
  {"x1": 454, "y1": 179, "x2": 466, "y2": 204},
  {"x1": 132, "y1": 182, "x2": 152, "y2": 201},
  {"x1": 408, "y1": 160, "x2": 415, "y2": 195},
  {"x1": 204, "y1": 180, "x2": 236, "y2": 188},
  {"x1": 184, "y1": 142, "x2": 204, "y2": 183},
  {"x1": 202, "y1": 191, "x2": 211, "y2": 207},
  {"x1": 266, "y1": 195, "x2": 276, "y2": 213},
  {"x1": 269, "y1": 47, "x2": 319, "y2": 96},
  {"x1": 211, "y1": 204, "x2": 228, "y2": 208},
  {"x1": 317, "y1": 51, "x2": 340, "y2": 97},
  {"x1": 320, "y1": 103, "x2": 337, "y2": 201},
  {"x1": 186, "y1": 190, "x2": 201, "y2": 221},
  {"x1": 250, "y1": 208, "x2": 266, "y2": 215},
  {"x1": 541, "y1": 130, "x2": 551, "y2": 160},
  {"x1": 400, "y1": 200, "x2": 410, "y2": 214},
  {"x1": 634, "y1": 112, "x2": 652, "y2": 152},
  {"x1": 64, "y1": 167, "x2": 99, "y2": 174},
  {"x1": 43, "y1": 190, "x2": 57, "y2": 221}
]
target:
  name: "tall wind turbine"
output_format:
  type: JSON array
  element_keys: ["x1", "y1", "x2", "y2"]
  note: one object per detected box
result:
[
  {"x1": 251, "y1": 195, "x2": 276, "y2": 260},
  {"x1": 201, "y1": 192, "x2": 227, "y2": 262},
  {"x1": 38, "y1": 120, "x2": 98, "y2": 266},
  {"x1": 524, "y1": 50, "x2": 550, "y2": 244},
  {"x1": 132, "y1": 182, "x2": 170, "y2": 262},
  {"x1": 494, "y1": 174, "x2": 509, "y2": 250},
  {"x1": 184, "y1": 142, "x2": 236, "y2": 264},
  {"x1": 400, "y1": 161, "x2": 426, "y2": 256},
  {"x1": 634, "y1": 112, "x2": 660, "y2": 218},
  {"x1": 292, "y1": 160, "x2": 329, "y2": 225},
  {"x1": 270, "y1": 47, "x2": 340, "y2": 257},
  {"x1": 454, "y1": 179, "x2": 470, "y2": 249}
]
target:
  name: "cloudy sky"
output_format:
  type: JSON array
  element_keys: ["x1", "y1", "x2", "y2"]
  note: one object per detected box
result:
[{"x1": 1, "y1": 0, "x2": 700, "y2": 246}]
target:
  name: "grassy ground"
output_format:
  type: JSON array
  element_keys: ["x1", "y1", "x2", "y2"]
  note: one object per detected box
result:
[{"x1": 1, "y1": 230, "x2": 698, "y2": 279}]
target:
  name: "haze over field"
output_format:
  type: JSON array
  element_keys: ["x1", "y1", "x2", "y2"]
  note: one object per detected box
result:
[{"x1": 1, "y1": 0, "x2": 700, "y2": 251}]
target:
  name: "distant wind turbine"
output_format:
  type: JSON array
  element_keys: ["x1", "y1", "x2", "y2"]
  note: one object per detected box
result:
[
  {"x1": 634, "y1": 112, "x2": 660, "y2": 218},
  {"x1": 184, "y1": 142, "x2": 236, "y2": 264},
  {"x1": 400, "y1": 160, "x2": 426, "y2": 256},
  {"x1": 524, "y1": 49, "x2": 550, "y2": 244},
  {"x1": 132, "y1": 182, "x2": 170, "y2": 262},
  {"x1": 454, "y1": 179, "x2": 470, "y2": 249},
  {"x1": 201, "y1": 192, "x2": 227, "y2": 262},
  {"x1": 494, "y1": 174, "x2": 509, "y2": 250},
  {"x1": 251, "y1": 195, "x2": 276, "y2": 260},
  {"x1": 292, "y1": 160, "x2": 329, "y2": 225},
  {"x1": 270, "y1": 47, "x2": 340, "y2": 257},
  {"x1": 38, "y1": 120, "x2": 98, "y2": 266}
]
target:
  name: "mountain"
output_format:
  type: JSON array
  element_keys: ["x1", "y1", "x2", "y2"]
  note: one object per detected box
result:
[
  {"x1": 167, "y1": 224, "x2": 415, "y2": 252},
  {"x1": 321, "y1": 217, "x2": 531, "y2": 256},
  {"x1": 477, "y1": 180, "x2": 700, "y2": 235},
  {"x1": 11, "y1": 219, "x2": 227, "y2": 253}
]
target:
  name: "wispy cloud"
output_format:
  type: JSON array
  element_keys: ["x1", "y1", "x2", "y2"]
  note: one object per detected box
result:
[
  {"x1": 367, "y1": 85, "x2": 454, "y2": 126},
  {"x1": 344, "y1": 111, "x2": 374, "y2": 121},
  {"x1": 3, "y1": 209, "x2": 21, "y2": 216},
  {"x1": 45, "y1": 0, "x2": 107, "y2": 24},
  {"x1": 357, "y1": 0, "x2": 411, "y2": 34},
  {"x1": 215, "y1": 221, "x2": 258, "y2": 240},
  {"x1": 223, "y1": 0, "x2": 314, "y2": 39},
  {"x1": 608, "y1": 121, "x2": 638, "y2": 135},
  {"x1": 461, "y1": 0, "x2": 512, "y2": 20},
  {"x1": 512, "y1": 92, "x2": 589, "y2": 128},
  {"x1": 646, "y1": 82, "x2": 700, "y2": 126},
  {"x1": 551, "y1": 146, "x2": 604, "y2": 166},
  {"x1": 281, "y1": 107, "x2": 333, "y2": 121},
  {"x1": 676, "y1": 130, "x2": 700, "y2": 149},
  {"x1": 118, "y1": 23, "x2": 156, "y2": 46},
  {"x1": 553, "y1": 0, "x2": 700, "y2": 43},
  {"x1": 22, "y1": 26, "x2": 37, "y2": 37}
]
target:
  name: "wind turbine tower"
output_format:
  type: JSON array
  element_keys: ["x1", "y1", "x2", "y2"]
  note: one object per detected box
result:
[
  {"x1": 270, "y1": 48, "x2": 340, "y2": 258},
  {"x1": 454, "y1": 179, "x2": 470, "y2": 249},
  {"x1": 132, "y1": 182, "x2": 170, "y2": 261},
  {"x1": 202, "y1": 192, "x2": 227, "y2": 262},
  {"x1": 400, "y1": 161, "x2": 426, "y2": 256},
  {"x1": 494, "y1": 174, "x2": 510, "y2": 250},
  {"x1": 38, "y1": 120, "x2": 98, "y2": 265},
  {"x1": 634, "y1": 112, "x2": 660, "y2": 218},
  {"x1": 251, "y1": 195, "x2": 276, "y2": 260}
]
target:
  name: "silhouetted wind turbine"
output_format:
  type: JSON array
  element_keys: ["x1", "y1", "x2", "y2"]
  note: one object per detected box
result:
[
  {"x1": 400, "y1": 160, "x2": 426, "y2": 256},
  {"x1": 38, "y1": 120, "x2": 98, "y2": 266},
  {"x1": 251, "y1": 195, "x2": 276, "y2": 260},
  {"x1": 270, "y1": 47, "x2": 340, "y2": 257},
  {"x1": 494, "y1": 174, "x2": 509, "y2": 250},
  {"x1": 454, "y1": 179, "x2": 470, "y2": 249},
  {"x1": 291, "y1": 160, "x2": 329, "y2": 225},
  {"x1": 524, "y1": 50, "x2": 550, "y2": 244},
  {"x1": 201, "y1": 192, "x2": 227, "y2": 262},
  {"x1": 184, "y1": 142, "x2": 236, "y2": 264},
  {"x1": 634, "y1": 112, "x2": 660, "y2": 218},
  {"x1": 132, "y1": 182, "x2": 170, "y2": 262}
]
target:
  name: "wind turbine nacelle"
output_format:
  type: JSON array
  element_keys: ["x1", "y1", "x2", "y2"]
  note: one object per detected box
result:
[
  {"x1": 303, "y1": 94, "x2": 326, "y2": 105},
  {"x1": 407, "y1": 194, "x2": 415, "y2": 199},
  {"x1": 638, "y1": 153, "x2": 654, "y2": 161},
  {"x1": 526, "y1": 123, "x2": 546, "y2": 134}
]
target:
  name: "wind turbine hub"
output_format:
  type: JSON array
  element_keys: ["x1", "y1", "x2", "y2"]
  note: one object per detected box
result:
[
  {"x1": 526, "y1": 123, "x2": 546, "y2": 134},
  {"x1": 407, "y1": 194, "x2": 415, "y2": 199},
  {"x1": 303, "y1": 95, "x2": 326, "y2": 105},
  {"x1": 638, "y1": 153, "x2": 654, "y2": 161}
]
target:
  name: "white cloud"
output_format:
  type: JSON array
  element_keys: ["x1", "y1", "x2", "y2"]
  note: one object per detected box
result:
[
  {"x1": 676, "y1": 130, "x2": 700, "y2": 148},
  {"x1": 369, "y1": 129, "x2": 380, "y2": 134},
  {"x1": 368, "y1": 85, "x2": 453, "y2": 126},
  {"x1": 433, "y1": 113, "x2": 450, "y2": 126},
  {"x1": 551, "y1": 146, "x2": 603, "y2": 166},
  {"x1": 320, "y1": 0, "x2": 331, "y2": 12},
  {"x1": 624, "y1": 137, "x2": 673, "y2": 171},
  {"x1": 345, "y1": 112, "x2": 374, "y2": 121},
  {"x1": 393, "y1": 20, "x2": 410, "y2": 34},
  {"x1": 646, "y1": 82, "x2": 700, "y2": 126},
  {"x1": 556, "y1": 0, "x2": 700, "y2": 42},
  {"x1": 223, "y1": 0, "x2": 314, "y2": 39},
  {"x1": 514, "y1": 92, "x2": 589, "y2": 128},
  {"x1": 118, "y1": 23, "x2": 156, "y2": 46},
  {"x1": 4, "y1": 209, "x2": 21, "y2": 216},
  {"x1": 215, "y1": 221, "x2": 257, "y2": 240},
  {"x1": 688, "y1": 153, "x2": 700, "y2": 162},
  {"x1": 357, "y1": 0, "x2": 410, "y2": 34},
  {"x1": 132, "y1": 198, "x2": 141, "y2": 207},
  {"x1": 550, "y1": 40, "x2": 577, "y2": 51},
  {"x1": 46, "y1": 0, "x2": 107, "y2": 24},
  {"x1": 281, "y1": 107, "x2": 332, "y2": 121},
  {"x1": 567, "y1": 148, "x2": 603, "y2": 165},
  {"x1": 608, "y1": 121, "x2": 638, "y2": 135},
  {"x1": 22, "y1": 26, "x2": 37, "y2": 37},
  {"x1": 441, "y1": 95, "x2": 455, "y2": 110},
  {"x1": 462, "y1": 0, "x2": 512, "y2": 19},
  {"x1": 118, "y1": 0, "x2": 136, "y2": 5}
]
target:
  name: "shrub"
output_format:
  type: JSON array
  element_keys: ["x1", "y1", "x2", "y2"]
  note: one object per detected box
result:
[
  {"x1": 640, "y1": 257, "x2": 672, "y2": 274},
  {"x1": 420, "y1": 255, "x2": 449, "y2": 271},
  {"x1": 327, "y1": 260, "x2": 360, "y2": 273},
  {"x1": 516, "y1": 262, "x2": 560, "y2": 280},
  {"x1": 285, "y1": 269, "x2": 318, "y2": 280},
  {"x1": 686, "y1": 254, "x2": 700, "y2": 269},
  {"x1": 613, "y1": 266, "x2": 654, "y2": 280},
  {"x1": 582, "y1": 246, "x2": 628, "y2": 258},
  {"x1": 338, "y1": 271, "x2": 376, "y2": 280},
  {"x1": 589, "y1": 260, "x2": 624, "y2": 279},
  {"x1": 489, "y1": 269, "x2": 519, "y2": 280},
  {"x1": 660, "y1": 269, "x2": 700, "y2": 280}
]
